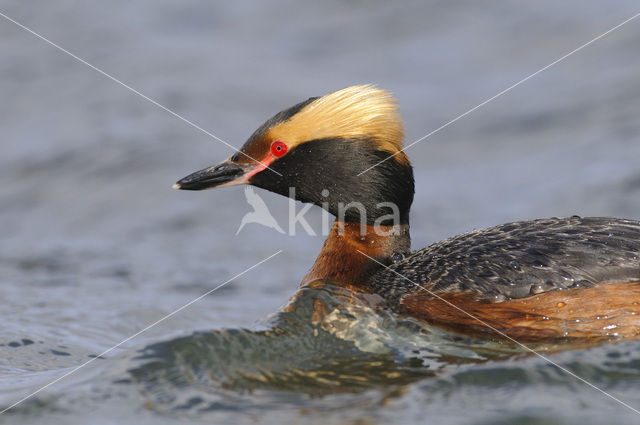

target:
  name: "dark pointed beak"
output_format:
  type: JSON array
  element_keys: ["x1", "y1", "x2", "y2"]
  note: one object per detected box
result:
[{"x1": 173, "y1": 160, "x2": 251, "y2": 191}]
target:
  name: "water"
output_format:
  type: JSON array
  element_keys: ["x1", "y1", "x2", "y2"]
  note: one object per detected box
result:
[{"x1": 1, "y1": 1, "x2": 640, "y2": 424}]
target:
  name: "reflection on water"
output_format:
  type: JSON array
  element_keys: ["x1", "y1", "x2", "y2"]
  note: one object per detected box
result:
[{"x1": 123, "y1": 283, "x2": 532, "y2": 414}]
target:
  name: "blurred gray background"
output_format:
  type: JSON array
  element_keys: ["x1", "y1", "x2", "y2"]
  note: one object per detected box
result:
[{"x1": 0, "y1": 0, "x2": 639, "y2": 393}]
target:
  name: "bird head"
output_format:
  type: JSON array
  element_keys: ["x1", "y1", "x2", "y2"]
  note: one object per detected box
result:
[{"x1": 174, "y1": 85, "x2": 414, "y2": 226}]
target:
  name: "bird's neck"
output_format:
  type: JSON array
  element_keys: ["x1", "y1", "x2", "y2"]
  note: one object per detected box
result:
[{"x1": 301, "y1": 220, "x2": 410, "y2": 288}]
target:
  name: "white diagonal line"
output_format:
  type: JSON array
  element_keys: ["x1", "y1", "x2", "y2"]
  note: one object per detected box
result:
[
  {"x1": 0, "y1": 250, "x2": 283, "y2": 414},
  {"x1": 358, "y1": 11, "x2": 640, "y2": 176},
  {"x1": 357, "y1": 250, "x2": 640, "y2": 415},
  {"x1": 0, "y1": 10, "x2": 282, "y2": 176}
]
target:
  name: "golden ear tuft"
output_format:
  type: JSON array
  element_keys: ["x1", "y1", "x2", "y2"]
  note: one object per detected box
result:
[{"x1": 266, "y1": 85, "x2": 405, "y2": 156}]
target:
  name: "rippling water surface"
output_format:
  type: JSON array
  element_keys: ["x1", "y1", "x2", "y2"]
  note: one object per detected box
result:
[
  {"x1": 4, "y1": 283, "x2": 640, "y2": 424},
  {"x1": 2, "y1": 1, "x2": 640, "y2": 424}
]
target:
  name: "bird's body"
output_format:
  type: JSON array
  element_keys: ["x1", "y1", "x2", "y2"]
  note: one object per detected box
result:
[
  {"x1": 369, "y1": 216, "x2": 640, "y2": 339},
  {"x1": 175, "y1": 85, "x2": 640, "y2": 341},
  {"x1": 369, "y1": 216, "x2": 640, "y2": 302}
]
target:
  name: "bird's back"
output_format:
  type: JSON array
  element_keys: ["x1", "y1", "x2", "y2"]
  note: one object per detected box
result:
[{"x1": 368, "y1": 216, "x2": 640, "y2": 303}]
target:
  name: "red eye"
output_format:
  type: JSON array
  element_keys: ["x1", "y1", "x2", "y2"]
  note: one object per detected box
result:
[{"x1": 270, "y1": 141, "x2": 288, "y2": 157}]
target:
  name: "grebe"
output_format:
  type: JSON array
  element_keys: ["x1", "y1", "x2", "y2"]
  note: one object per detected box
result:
[{"x1": 175, "y1": 85, "x2": 640, "y2": 341}]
